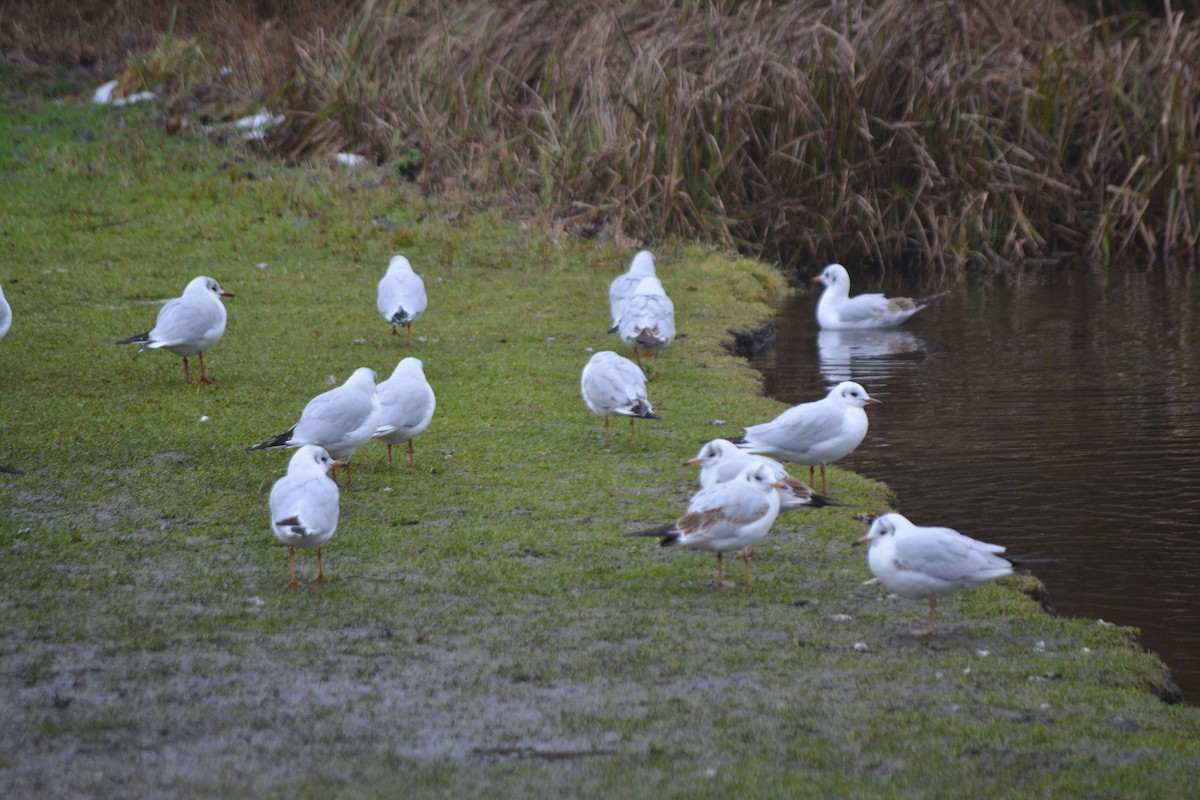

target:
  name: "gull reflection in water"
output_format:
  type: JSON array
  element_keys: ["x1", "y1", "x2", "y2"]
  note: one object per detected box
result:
[{"x1": 818, "y1": 328, "x2": 926, "y2": 384}]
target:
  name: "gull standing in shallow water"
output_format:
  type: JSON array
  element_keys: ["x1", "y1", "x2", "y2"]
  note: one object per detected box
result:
[
  {"x1": 625, "y1": 462, "x2": 783, "y2": 588},
  {"x1": 813, "y1": 263, "x2": 941, "y2": 330},
  {"x1": 377, "y1": 254, "x2": 428, "y2": 346},
  {"x1": 608, "y1": 250, "x2": 656, "y2": 332},
  {"x1": 269, "y1": 445, "x2": 343, "y2": 589},
  {"x1": 730, "y1": 380, "x2": 879, "y2": 494},
  {"x1": 855, "y1": 512, "x2": 1015, "y2": 635},
  {"x1": 116, "y1": 276, "x2": 234, "y2": 384},
  {"x1": 580, "y1": 350, "x2": 660, "y2": 445},
  {"x1": 686, "y1": 438, "x2": 834, "y2": 512},
  {"x1": 618, "y1": 275, "x2": 675, "y2": 374},
  {"x1": 248, "y1": 367, "x2": 380, "y2": 485},
  {"x1": 373, "y1": 357, "x2": 436, "y2": 468}
]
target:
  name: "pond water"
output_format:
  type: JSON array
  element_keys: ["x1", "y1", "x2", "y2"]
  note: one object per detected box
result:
[{"x1": 750, "y1": 265, "x2": 1200, "y2": 700}]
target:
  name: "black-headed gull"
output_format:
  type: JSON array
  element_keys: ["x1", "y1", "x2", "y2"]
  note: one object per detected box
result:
[
  {"x1": 0, "y1": 283, "x2": 11, "y2": 340},
  {"x1": 608, "y1": 250, "x2": 656, "y2": 332},
  {"x1": 617, "y1": 275, "x2": 675, "y2": 374},
  {"x1": 686, "y1": 439, "x2": 834, "y2": 512},
  {"x1": 377, "y1": 254, "x2": 428, "y2": 346},
  {"x1": 581, "y1": 350, "x2": 660, "y2": 445},
  {"x1": 730, "y1": 380, "x2": 879, "y2": 493},
  {"x1": 813, "y1": 263, "x2": 940, "y2": 330},
  {"x1": 116, "y1": 276, "x2": 234, "y2": 384},
  {"x1": 373, "y1": 357, "x2": 436, "y2": 468},
  {"x1": 248, "y1": 367, "x2": 380, "y2": 485},
  {"x1": 856, "y1": 512, "x2": 1014, "y2": 634},
  {"x1": 625, "y1": 462, "x2": 783, "y2": 588},
  {"x1": 269, "y1": 445, "x2": 343, "y2": 589}
]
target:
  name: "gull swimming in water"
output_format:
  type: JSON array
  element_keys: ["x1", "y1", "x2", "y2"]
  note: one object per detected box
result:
[
  {"x1": 608, "y1": 250, "x2": 657, "y2": 332},
  {"x1": 248, "y1": 367, "x2": 380, "y2": 485},
  {"x1": 625, "y1": 462, "x2": 783, "y2": 588},
  {"x1": 373, "y1": 357, "x2": 436, "y2": 468},
  {"x1": 813, "y1": 263, "x2": 941, "y2": 330},
  {"x1": 617, "y1": 275, "x2": 675, "y2": 374},
  {"x1": 269, "y1": 445, "x2": 343, "y2": 589},
  {"x1": 731, "y1": 381, "x2": 879, "y2": 494},
  {"x1": 116, "y1": 276, "x2": 234, "y2": 384},
  {"x1": 580, "y1": 350, "x2": 660, "y2": 445},
  {"x1": 377, "y1": 254, "x2": 428, "y2": 346},
  {"x1": 855, "y1": 512, "x2": 1015, "y2": 635}
]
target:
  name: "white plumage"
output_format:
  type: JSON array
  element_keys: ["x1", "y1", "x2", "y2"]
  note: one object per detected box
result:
[
  {"x1": 115, "y1": 276, "x2": 234, "y2": 383},
  {"x1": 813, "y1": 263, "x2": 938, "y2": 330},
  {"x1": 0, "y1": 283, "x2": 11, "y2": 340},
  {"x1": 269, "y1": 445, "x2": 343, "y2": 588},
  {"x1": 373, "y1": 357, "x2": 436, "y2": 468},
  {"x1": 377, "y1": 254, "x2": 428, "y2": 345},
  {"x1": 248, "y1": 367, "x2": 380, "y2": 484},
  {"x1": 617, "y1": 275, "x2": 675, "y2": 372},
  {"x1": 857, "y1": 512, "x2": 1014, "y2": 634},
  {"x1": 608, "y1": 250, "x2": 656, "y2": 331},
  {"x1": 686, "y1": 438, "x2": 832, "y2": 512},
  {"x1": 580, "y1": 350, "x2": 659, "y2": 445},
  {"x1": 626, "y1": 462, "x2": 783, "y2": 588},
  {"x1": 732, "y1": 380, "x2": 878, "y2": 493}
]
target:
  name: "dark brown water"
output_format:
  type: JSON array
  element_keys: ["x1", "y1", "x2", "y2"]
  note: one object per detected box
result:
[{"x1": 752, "y1": 265, "x2": 1200, "y2": 699}]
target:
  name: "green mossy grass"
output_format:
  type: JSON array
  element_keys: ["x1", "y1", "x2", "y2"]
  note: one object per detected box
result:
[{"x1": 2, "y1": 97, "x2": 1199, "y2": 797}]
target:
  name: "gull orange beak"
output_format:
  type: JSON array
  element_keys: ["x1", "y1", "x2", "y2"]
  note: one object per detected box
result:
[
  {"x1": 812, "y1": 275, "x2": 825, "y2": 286},
  {"x1": 331, "y1": 460, "x2": 346, "y2": 469},
  {"x1": 683, "y1": 457, "x2": 701, "y2": 467},
  {"x1": 853, "y1": 535, "x2": 870, "y2": 547},
  {"x1": 771, "y1": 481, "x2": 786, "y2": 489},
  {"x1": 865, "y1": 397, "x2": 881, "y2": 405},
  {"x1": 220, "y1": 290, "x2": 235, "y2": 297}
]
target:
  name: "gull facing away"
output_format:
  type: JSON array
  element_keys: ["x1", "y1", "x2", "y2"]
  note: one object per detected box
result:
[
  {"x1": 625, "y1": 462, "x2": 783, "y2": 588},
  {"x1": 116, "y1": 276, "x2": 234, "y2": 384},
  {"x1": 686, "y1": 438, "x2": 835, "y2": 513},
  {"x1": 248, "y1": 367, "x2": 380, "y2": 486},
  {"x1": 856, "y1": 512, "x2": 1015, "y2": 635},
  {"x1": 269, "y1": 445, "x2": 343, "y2": 589},
  {"x1": 730, "y1": 380, "x2": 879, "y2": 494},
  {"x1": 617, "y1": 275, "x2": 675, "y2": 374},
  {"x1": 0, "y1": 283, "x2": 11, "y2": 340},
  {"x1": 373, "y1": 357, "x2": 436, "y2": 468},
  {"x1": 813, "y1": 263, "x2": 942, "y2": 330},
  {"x1": 581, "y1": 350, "x2": 660, "y2": 445},
  {"x1": 377, "y1": 254, "x2": 428, "y2": 346},
  {"x1": 608, "y1": 250, "x2": 656, "y2": 332}
]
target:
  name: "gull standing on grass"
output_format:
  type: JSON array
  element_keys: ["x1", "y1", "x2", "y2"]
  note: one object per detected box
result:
[
  {"x1": 813, "y1": 263, "x2": 942, "y2": 330},
  {"x1": 855, "y1": 512, "x2": 1015, "y2": 635},
  {"x1": 686, "y1": 438, "x2": 835, "y2": 512},
  {"x1": 377, "y1": 254, "x2": 428, "y2": 346},
  {"x1": 581, "y1": 350, "x2": 660, "y2": 445},
  {"x1": 0, "y1": 283, "x2": 11, "y2": 340},
  {"x1": 373, "y1": 357, "x2": 436, "y2": 468},
  {"x1": 248, "y1": 367, "x2": 380, "y2": 486},
  {"x1": 625, "y1": 462, "x2": 783, "y2": 588},
  {"x1": 730, "y1": 380, "x2": 879, "y2": 494},
  {"x1": 608, "y1": 250, "x2": 656, "y2": 332},
  {"x1": 617, "y1": 275, "x2": 675, "y2": 374},
  {"x1": 269, "y1": 445, "x2": 343, "y2": 589},
  {"x1": 115, "y1": 276, "x2": 234, "y2": 384}
]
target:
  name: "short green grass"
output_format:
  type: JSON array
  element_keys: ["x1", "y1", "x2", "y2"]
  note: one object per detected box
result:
[{"x1": 1, "y1": 94, "x2": 1198, "y2": 798}]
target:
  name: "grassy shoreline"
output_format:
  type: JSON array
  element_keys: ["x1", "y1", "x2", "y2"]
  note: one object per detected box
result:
[{"x1": 2, "y1": 95, "x2": 1199, "y2": 796}]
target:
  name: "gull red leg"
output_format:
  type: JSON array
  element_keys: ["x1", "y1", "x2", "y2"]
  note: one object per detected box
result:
[
  {"x1": 629, "y1": 416, "x2": 636, "y2": 442},
  {"x1": 386, "y1": 443, "x2": 394, "y2": 468},
  {"x1": 198, "y1": 351, "x2": 213, "y2": 384},
  {"x1": 286, "y1": 547, "x2": 300, "y2": 589},
  {"x1": 182, "y1": 357, "x2": 192, "y2": 384},
  {"x1": 314, "y1": 546, "x2": 327, "y2": 583},
  {"x1": 407, "y1": 439, "x2": 415, "y2": 468}
]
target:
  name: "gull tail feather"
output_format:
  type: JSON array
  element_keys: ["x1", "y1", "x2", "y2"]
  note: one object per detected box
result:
[
  {"x1": 624, "y1": 524, "x2": 680, "y2": 547},
  {"x1": 247, "y1": 426, "x2": 297, "y2": 452},
  {"x1": 116, "y1": 331, "x2": 152, "y2": 346}
]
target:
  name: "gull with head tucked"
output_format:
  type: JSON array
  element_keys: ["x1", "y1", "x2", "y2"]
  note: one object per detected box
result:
[
  {"x1": 377, "y1": 254, "x2": 428, "y2": 346},
  {"x1": 856, "y1": 512, "x2": 1016, "y2": 635},
  {"x1": 581, "y1": 350, "x2": 660, "y2": 445}
]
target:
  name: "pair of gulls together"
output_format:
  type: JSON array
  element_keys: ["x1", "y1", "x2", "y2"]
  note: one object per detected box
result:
[{"x1": 112, "y1": 255, "x2": 427, "y2": 384}]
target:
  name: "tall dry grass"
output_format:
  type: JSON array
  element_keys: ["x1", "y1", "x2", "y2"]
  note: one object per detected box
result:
[{"x1": 269, "y1": 0, "x2": 1200, "y2": 275}]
